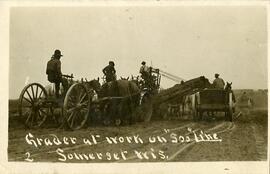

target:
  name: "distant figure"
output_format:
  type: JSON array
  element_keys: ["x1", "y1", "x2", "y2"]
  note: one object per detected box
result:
[
  {"x1": 46, "y1": 49, "x2": 64, "y2": 98},
  {"x1": 103, "y1": 61, "x2": 116, "y2": 83},
  {"x1": 140, "y1": 61, "x2": 150, "y2": 82},
  {"x1": 213, "y1": 73, "x2": 225, "y2": 89},
  {"x1": 239, "y1": 92, "x2": 249, "y2": 102}
]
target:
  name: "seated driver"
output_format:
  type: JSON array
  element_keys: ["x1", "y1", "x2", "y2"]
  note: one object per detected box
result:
[{"x1": 46, "y1": 49, "x2": 67, "y2": 98}]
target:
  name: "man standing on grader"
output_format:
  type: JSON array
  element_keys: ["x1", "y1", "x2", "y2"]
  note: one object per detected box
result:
[
  {"x1": 103, "y1": 61, "x2": 116, "y2": 83},
  {"x1": 139, "y1": 61, "x2": 151, "y2": 87}
]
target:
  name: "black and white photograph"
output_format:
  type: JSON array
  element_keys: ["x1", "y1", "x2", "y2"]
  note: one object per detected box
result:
[{"x1": 0, "y1": 1, "x2": 269, "y2": 174}]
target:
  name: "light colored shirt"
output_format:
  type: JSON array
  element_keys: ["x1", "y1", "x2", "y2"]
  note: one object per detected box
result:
[
  {"x1": 213, "y1": 77, "x2": 225, "y2": 89},
  {"x1": 140, "y1": 65, "x2": 149, "y2": 74}
]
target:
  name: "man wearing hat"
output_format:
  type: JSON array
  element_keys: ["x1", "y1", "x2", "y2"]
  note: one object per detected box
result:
[
  {"x1": 102, "y1": 61, "x2": 116, "y2": 82},
  {"x1": 213, "y1": 73, "x2": 225, "y2": 89},
  {"x1": 46, "y1": 49, "x2": 63, "y2": 98},
  {"x1": 140, "y1": 61, "x2": 150, "y2": 86}
]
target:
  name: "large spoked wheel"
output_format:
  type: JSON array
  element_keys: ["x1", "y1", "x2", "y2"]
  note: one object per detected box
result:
[
  {"x1": 63, "y1": 83, "x2": 90, "y2": 130},
  {"x1": 18, "y1": 83, "x2": 49, "y2": 128}
]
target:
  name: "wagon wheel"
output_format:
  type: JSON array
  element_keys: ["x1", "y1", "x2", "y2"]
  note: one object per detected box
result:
[
  {"x1": 63, "y1": 83, "x2": 90, "y2": 130},
  {"x1": 18, "y1": 83, "x2": 49, "y2": 128}
]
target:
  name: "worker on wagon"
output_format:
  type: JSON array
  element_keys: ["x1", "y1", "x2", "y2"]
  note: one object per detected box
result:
[
  {"x1": 103, "y1": 61, "x2": 116, "y2": 82},
  {"x1": 46, "y1": 49, "x2": 64, "y2": 98},
  {"x1": 213, "y1": 73, "x2": 225, "y2": 89},
  {"x1": 140, "y1": 61, "x2": 150, "y2": 81}
]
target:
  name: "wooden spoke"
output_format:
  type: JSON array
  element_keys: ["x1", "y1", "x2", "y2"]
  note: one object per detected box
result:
[
  {"x1": 67, "y1": 111, "x2": 75, "y2": 122},
  {"x1": 26, "y1": 90, "x2": 34, "y2": 102},
  {"x1": 81, "y1": 101, "x2": 88, "y2": 106},
  {"x1": 77, "y1": 89, "x2": 83, "y2": 101},
  {"x1": 70, "y1": 112, "x2": 77, "y2": 128},
  {"x1": 39, "y1": 109, "x2": 49, "y2": 117},
  {"x1": 79, "y1": 93, "x2": 87, "y2": 103},
  {"x1": 23, "y1": 97, "x2": 32, "y2": 104},
  {"x1": 25, "y1": 110, "x2": 32, "y2": 125},
  {"x1": 22, "y1": 97, "x2": 33, "y2": 106},
  {"x1": 38, "y1": 90, "x2": 43, "y2": 98},
  {"x1": 67, "y1": 100, "x2": 76, "y2": 108},
  {"x1": 68, "y1": 95, "x2": 76, "y2": 103},
  {"x1": 30, "y1": 85, "x2": 35, "y2": 100},
  {"x1": 66, "y1": 107, "x2": 76, "y2": 113},
  {"x1": 24, "y1": 109, "x2": 32, "y2": 118},
  {"x1": 80, "y1": 107, "x2": 88, "y2": 114},
  {"x1": 35, "y1": 85, "x2": 39, "y2": 99}
]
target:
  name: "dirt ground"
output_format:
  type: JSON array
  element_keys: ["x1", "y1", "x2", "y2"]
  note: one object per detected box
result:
[{"x1": 8, "y1": 105, "x2": 268, "y2": 163}]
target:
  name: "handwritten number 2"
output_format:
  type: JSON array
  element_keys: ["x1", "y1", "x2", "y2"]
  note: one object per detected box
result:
[{"x1": 25, "y1": 152, "x2": 33, "y2": 162}]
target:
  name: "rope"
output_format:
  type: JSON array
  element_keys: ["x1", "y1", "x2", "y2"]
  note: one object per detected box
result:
[
  {"x1": 159, "y1": 69, "x2": 186, "y2": 81},
  {"x1": 160, "y1": 74, "x2": 181, "y2": 83}
]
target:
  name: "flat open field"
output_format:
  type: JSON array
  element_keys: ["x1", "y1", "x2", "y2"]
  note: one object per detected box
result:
[{"x1": 8, "y1": 103, "x2": 267, "y2": 162}]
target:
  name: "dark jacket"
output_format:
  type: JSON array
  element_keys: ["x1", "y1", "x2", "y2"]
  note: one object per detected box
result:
[
  {"x1": 103, "y1": 65, "x2": 116, "y2": 76},
  {"x1": 46, "y1": 58, "x2": 62, "y2": 82}
]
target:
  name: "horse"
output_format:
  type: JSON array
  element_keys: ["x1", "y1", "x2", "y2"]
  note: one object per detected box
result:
[
  {"x1": 225, "y1": 82, "x2": 236, "y2": 103},
  {"x1": 120, "y1": 76, "x2": 129, "y2": 81},
  {"x1": 83, "y1": 78, "x2": 101, "y2": 92},
  {"x1": 97, "y1": 79, "x2": 141, "y2": 125}
]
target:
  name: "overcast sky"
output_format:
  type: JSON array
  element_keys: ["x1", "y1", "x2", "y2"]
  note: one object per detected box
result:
[{"x1": 9, "y1": 6, "x2": 267, "y2": 99}]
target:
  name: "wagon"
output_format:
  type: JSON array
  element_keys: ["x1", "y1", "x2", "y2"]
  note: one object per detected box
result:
[
  {"x1": 18, "y1": 68, "x2": 161, "y2": 130},
  {"x1": 191, "y1": 89, "x2": 234, "y2": 121}
]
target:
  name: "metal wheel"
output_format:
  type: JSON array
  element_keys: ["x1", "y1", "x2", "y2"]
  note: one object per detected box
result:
[
  {"x1": 63, "y1": 83, "x2": 90, "y2": 130},
  {"x1": 18, "y1": 83, "x2": 49, "y2": 128}
]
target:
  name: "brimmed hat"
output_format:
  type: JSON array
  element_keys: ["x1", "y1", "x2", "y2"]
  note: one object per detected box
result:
[
  {"x1": 141, "y1": 61, "x2": 146, "y2": 65},
  {"x1": 109, "y1": 61, "x2": 115, "y2": 66},
  {"x1": 53, "y1": 49, "x2": 63, "y2": 57},
  {"x1": 215, "y1": 73, "x2": 219, "y2": 77}
]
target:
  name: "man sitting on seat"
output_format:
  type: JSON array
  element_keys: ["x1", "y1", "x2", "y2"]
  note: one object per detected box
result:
[
  {"x1": 46, "y1": 49, "x2": 64, "y2": 98},
  {"x1": 213, "y1": 73, "x2": 225, "y2": 89}
]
